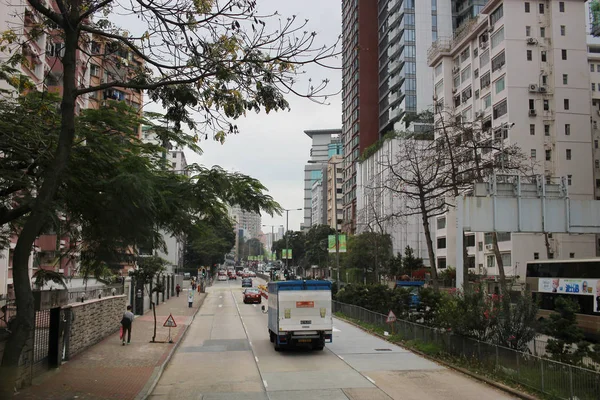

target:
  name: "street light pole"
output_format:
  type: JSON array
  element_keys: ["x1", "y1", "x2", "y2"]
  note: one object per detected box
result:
[
  {"x1": 333, "y1": 161, "x2": 340, "y2": 292},
  {"x1": 283, "y1": 208, "x2": 302, "y2": 271}
]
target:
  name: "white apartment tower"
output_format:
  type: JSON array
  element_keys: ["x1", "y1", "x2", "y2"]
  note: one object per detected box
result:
[{"x1": 428, "y1": 0, "x2": 596, "y2": 278}]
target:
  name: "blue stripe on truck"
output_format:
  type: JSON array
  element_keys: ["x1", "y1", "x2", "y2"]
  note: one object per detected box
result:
[{"x1": 267, "y1": 280, "x2": 332, "y2": 294}]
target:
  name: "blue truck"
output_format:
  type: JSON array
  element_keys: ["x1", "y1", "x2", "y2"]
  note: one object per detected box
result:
[
  {"x1": 395, "y1": 281, "x2": 425, "y2": 307},
  {"x1": 265, "y1": 280, "x2": 333, "y2": 351}
]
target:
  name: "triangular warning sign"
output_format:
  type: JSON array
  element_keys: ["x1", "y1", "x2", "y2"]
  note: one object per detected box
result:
[
  {"x1": 386, "y1": 310, "x2": 397, "y2": 323},
  {"x1": 163, "y1": 313, "x2": 177, "y2": 327}
]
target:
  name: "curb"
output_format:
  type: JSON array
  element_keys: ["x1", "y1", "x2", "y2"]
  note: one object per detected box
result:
[
  {"x1": 136, "y1": 293, "x2": 207, "y2": 400},
  {"x1": 335, "y1": 316, "x2": 539, "y2": 400}
]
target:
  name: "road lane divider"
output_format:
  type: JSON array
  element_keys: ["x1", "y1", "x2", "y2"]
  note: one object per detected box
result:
[{"x1": 230, "y1": 287, "x2": 271, "y2": 399}]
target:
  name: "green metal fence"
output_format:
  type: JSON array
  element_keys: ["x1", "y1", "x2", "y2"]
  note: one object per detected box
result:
[{"x1": 333, "y1": 300, "x2": 600, "y2": 400}]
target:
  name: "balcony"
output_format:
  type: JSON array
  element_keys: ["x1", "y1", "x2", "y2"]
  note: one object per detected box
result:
[{"x1": 427, "y1": 18, "x2": 481, "y2": 65}]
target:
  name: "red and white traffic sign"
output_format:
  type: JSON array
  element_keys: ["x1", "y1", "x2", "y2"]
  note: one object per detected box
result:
[
  {"x1": 386, "y1": 310, "x2": 397, "y2": 323},
  {"x1": 163, "y1": 313, "x2": 177, "y2": 328}
]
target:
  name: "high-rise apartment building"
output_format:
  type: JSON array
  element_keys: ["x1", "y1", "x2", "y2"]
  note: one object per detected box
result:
[
  {"x1": 302, "y1": 129, "x2": 342, "y2": 230},
  {"x1": 327, "y1": 155, "x2": 344, "y2": 232},
  {"x1": 341, "y1": 0, "x2": 379, "y2": 234},
  {"x1": 428, "y1": 0, "x2": 596, "y2": 278},
  {"x1": 452, "y1": 0, "x2": 489, "y2": 30},
  {"x1": 342, "y1": 0, "x2": 452, "y2": 234},
  {"x1": 87, "y1": 36, "x2": 144, "y2": 114}
]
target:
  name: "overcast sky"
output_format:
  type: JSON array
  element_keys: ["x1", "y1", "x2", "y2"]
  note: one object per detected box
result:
[
  {"x1": 111, "y1": 0, "x2": 342, "y2": 232},
  {"x1": 186, "y1": 0, "x2": 342, "y2": 232}
]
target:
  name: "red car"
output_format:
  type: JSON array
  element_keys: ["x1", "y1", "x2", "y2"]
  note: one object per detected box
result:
[
  {"x1": 243, "y1": 288, "x2": 261, "y2": 304},
  {"x1": 228, "y1": 271, "x2": 236, "y2": 280}
]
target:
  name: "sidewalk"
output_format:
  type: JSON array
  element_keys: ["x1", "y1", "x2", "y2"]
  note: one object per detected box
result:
[{"x1": 14, "y1": 285, "x2": 205, "y2": 400}]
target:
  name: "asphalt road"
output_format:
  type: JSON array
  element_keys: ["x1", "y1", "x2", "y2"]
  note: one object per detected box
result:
[{"x1": 148, "y1": 279, "x2": 517, "y2": 400}]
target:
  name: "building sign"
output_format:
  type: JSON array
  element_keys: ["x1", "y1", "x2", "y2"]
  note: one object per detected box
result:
[
  {"x1": 328, "y1": 234, "x2": 347, "y2": 253},
  {"x1": 539, "y1": 278, "x2": 600, "y2": 313}
]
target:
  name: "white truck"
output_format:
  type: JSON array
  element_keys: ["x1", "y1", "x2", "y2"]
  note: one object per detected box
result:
[{"x1": 264, "y1": 280, "x2": 333, "y2": 351}]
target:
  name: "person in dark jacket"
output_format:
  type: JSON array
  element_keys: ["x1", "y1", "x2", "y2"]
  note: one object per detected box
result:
[{"x1": 121, "y1": 305, "x2": 134, "y2": 345}]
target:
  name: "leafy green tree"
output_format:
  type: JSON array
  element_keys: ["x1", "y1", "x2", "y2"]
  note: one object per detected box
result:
[
  {"x1": 183, "y1": 218, "x2": 235, "y2": 270},
  {"x1": 387, "y1": 253, "x2": 403, "y2": 280},
  {"x1": 344, "y1": 232, "x2": 393, "y2": 284},
  {"x1": 544, "y1": 297, "x2": 586, "y2": 363},
  {"x1": 402, "y1": 246, "x2": 424, "y2": 277},
  {"x1": 437, "y1": 283, "x2": 499, "y2": 342},
  {"x1": 0, "y1": 93, "x2": 280, "y2": 392},
  {"x1": 495, "y1": 292, "x2": 539, "y2": 351},
  {"x1": 0, "y1": 0, "x2": 339, "y2": 391},
  {"x1": 273, "y1": 231, "x2": 306, "y2": 267},
  {"x1": 241, "y1": 238, "x2": 265, "y2": 261},
  {"x1": 305, "y1": 224, "x2": 335, "y2": 267}
]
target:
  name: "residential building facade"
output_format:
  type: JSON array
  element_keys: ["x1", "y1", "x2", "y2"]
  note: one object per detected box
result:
[
  {"x1": 356, "y1": 132, "x2": 433, "y2": 264},
  {"x1": 342, "y1": 0, "x2": 453, "y2": 234},
  {"x1": 302, "y1": 129, "x2": 342, "y2": 230},
  {"x1": 428, "y1": 0, "x2": 596, "y2": 278},
  {"x1": 326, "y1": 155, "x2": 344, "y2": 231},
  {"x1": 311, "y1": 178, "x2": 326, "y2": 227}
]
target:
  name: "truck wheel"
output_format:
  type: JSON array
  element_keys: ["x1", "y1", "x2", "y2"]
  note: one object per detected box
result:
[{"x1": 274, "y1": 341, "x2": 281, "y2": 351}]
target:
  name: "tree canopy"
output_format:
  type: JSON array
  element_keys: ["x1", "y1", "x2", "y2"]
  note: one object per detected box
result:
[{"x1": 0, "y1": 1, "x2": 339, "y2": 392}]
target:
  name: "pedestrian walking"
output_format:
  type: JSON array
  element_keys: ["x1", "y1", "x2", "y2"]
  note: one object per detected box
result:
[
  {"x1": 176, "y1": 284, "x2": 181, "y2": 297},
  {"x1": 120, "y1": 305, "x2": 134, "y2": 346},
  {"x1": 188, "y1": 291, "x2": 194, "y2": 308}
]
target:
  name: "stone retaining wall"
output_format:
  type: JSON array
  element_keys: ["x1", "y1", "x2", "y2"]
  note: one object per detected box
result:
[{"x1": 65, "y1": 295, "x2": 126, "y2": 358}]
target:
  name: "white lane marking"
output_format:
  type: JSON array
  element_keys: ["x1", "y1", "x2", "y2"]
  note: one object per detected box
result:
[
  {"x1": 218, "y1": 304, "x2": 222, "y2": 308},
  {"x1": 333, "y1": 327, "x2": 341, "y2": 332},
  {"x1": 366, "y1": 376, "x2": 375, "y2": 384},
  {"x1": 263, "y1": 379, "x2": 268, "y2": 388},
  {"x1": 219, "y1": 296, "x2": 223, "y2": 299},
  {"x1": 338, "y1": 355, "x2": 344, "y2": 360},
  {"x1": 255, "y1": 356, "x2": 259, "y2": 363},
  {"x1": 253, "y1": 304, "x2": 257, "y2": 307},
  {"x1": 248, "y1": 341, "x2": 252, "y2": 346}
]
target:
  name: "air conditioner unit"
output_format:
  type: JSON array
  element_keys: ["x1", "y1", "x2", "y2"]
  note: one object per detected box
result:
[
  {"x1": 529, "y1": 109, "x2": 537, "y2": 116},
  {"x1": 452, "y1": 88, "x2": 457, "y2": 94},
  {"x1": 475, "y1": 110, "x2": 484, "y2": 118},
  {"x1": 58, "y1": 269, "x2": 64, "y2": 274},
  {"x1": 480, "y1": 41, "x2": 488, "y2": 49},
  {"x1": 100, "y1": 78, "x2": 105, "y2": 83},
  {"x1": 485, "y1": 244, "x2": 494, "y2": 251},
  {"x1": 488, "y1": 25, "x2": 495, "y2": 32},
  {"x1": 526, "y1": 37, "x2": 537, "y2": 45},
  {"x1": 528, "y1": 84, "x2": 539, "y2": 92},
  {"x1": 597, "y1": 109, "x2": 600, "y2": 116},
  {"x1": 538, "y1": 86, "x2": 547, "y2": 93},
  {"x1": 452, "y1": 66, "x2": 460, "y2": 74}
]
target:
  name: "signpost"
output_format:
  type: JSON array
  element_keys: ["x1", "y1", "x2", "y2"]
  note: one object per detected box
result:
[
  {"x1": 386, "y1": 310, "x2": 397, "y2": 335},
  {"x1": 163, "y1": 313, "x2": 177, "y2": 343}
]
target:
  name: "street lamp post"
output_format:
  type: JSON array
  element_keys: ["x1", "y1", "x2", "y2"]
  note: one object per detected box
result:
[
  {"x1": 262, "y1": 224, "x2": 283, "y2": 259},
  {"x1": 283, "y1": 208, "x2": 302, "y2": 271},
  {"x1": 308, "y1": 158, "x2": 344, "y2": 290}
]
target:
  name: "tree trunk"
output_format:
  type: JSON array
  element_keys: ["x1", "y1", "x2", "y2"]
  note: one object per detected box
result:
[
  {"x1": 152, "y1": 301, "x2": 157, "y2": 342},
  {"x1": 0, "y1": 27, "x2": 78, "y2": 396},
  {"x1": 491, "y1": 232, "x2": 507, "y2": 289},
  {"x1": 422, "y1": 216, "x2": 439, "y2": 292}
]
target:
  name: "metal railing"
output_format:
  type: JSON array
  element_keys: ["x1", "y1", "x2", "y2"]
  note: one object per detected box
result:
[
  {"x1": 67, "y1": 285, "x2": 124, "y2": 303},
  {"x1": 333, "y1": 301, "x2": 600, "y2": 400}
]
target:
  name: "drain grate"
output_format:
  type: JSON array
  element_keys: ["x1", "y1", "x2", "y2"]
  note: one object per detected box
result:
[{"x1": 375, "y1": 348, "x2": 392, "y2": 351}]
